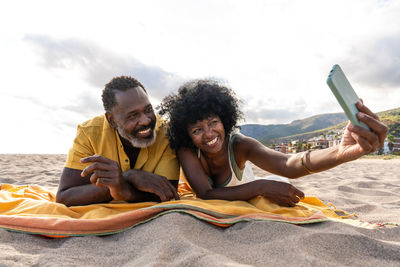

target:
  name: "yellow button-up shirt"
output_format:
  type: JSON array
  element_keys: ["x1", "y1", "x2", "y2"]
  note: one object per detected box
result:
[{"x1": 65, "y1": 114, "x2": 179, "y2": 180}]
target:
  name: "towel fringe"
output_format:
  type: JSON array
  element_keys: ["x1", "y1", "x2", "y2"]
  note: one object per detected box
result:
[{"x1": 326, "y1": 202, "x2": 357, "y2": 219}]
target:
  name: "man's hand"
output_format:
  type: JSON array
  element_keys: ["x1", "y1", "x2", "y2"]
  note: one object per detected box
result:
[
  {"x1": 260, "y1": 180, "x2": 305, "y2": 207},
  {"x1": 80, "y1": 155, "x2": 131, "y2": 201},
  {"x1": 124, "y1": 170, "x2": 179, "y2": 202},
  {"x1": 338, "y1": 101, "x2": 388, "y2": 163}
]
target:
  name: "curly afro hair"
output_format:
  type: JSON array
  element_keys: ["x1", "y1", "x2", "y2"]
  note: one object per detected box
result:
[
  {"x1": 102, "y1": 76, "x2": 146, "y2": 112},
  {"x1": 158, "y1": 79, "x2": 243, "y2": 151}
]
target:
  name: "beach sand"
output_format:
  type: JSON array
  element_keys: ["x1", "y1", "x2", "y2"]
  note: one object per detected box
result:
[{"x1": 0, "y1": 154, "x2": 399, "y2": 266}]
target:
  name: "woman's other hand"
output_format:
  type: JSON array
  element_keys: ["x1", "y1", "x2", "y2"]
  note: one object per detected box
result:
[{"x1": 259, "y1": 180, "x2": 305, "y2": 207}]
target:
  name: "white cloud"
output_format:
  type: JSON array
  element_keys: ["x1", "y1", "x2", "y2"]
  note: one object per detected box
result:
[{"x1": 23, "y1": 35, "x2": 185, "y2": 99}]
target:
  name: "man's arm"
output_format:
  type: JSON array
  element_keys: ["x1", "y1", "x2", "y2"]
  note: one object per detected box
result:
[
  {"x1": 56, "y1": 155, "x2": 179, "y2": 206},
  {"x1": 80, "y1": 155, "x2": 179, "y2": 202},
  {"x1": 123, "y1": 169, "x2": 179, "y2": 202},
  {"x1": 56, "y1": 167, "x2": 113, "y2": 206},
  {"x1": 56, "y1": 167, "x2": 166, "y2": 206}
]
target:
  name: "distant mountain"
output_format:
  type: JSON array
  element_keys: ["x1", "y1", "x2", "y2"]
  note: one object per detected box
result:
[
  {"x1": 377, "y1": 108, "x2": 400, "y2": 137},
  {"x1": 240, "y1": 107, "x2": 400, "y2": 144},
  {"x1": 240, "y1": 113, "x2": 347, "y2": 141}
]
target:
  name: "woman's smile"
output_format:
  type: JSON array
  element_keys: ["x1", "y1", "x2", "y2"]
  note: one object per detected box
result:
[{"x1": 206, "y1": 136, "x2": 218, "y2": 146}]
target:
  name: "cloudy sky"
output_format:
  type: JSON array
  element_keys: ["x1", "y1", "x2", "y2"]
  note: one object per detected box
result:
[{"x1": 0, "y1": 0, "x2": 399, "y2": 153}]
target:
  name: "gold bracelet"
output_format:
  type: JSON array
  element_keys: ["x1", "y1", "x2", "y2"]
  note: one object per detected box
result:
[{"x1": 301, "y1": 150, "x2": 315, "y2": 174}]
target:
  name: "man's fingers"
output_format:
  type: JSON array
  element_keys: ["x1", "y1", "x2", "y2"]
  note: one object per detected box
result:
[
  {"x1": 153, "y1": 183, "x2": 176, "y2": 202},
  {"x1": 138, "y1": 182, "x2": 169, "y2": 201},
  {"x1": 157, "y1": 190, "x2": 168, "y2": 202},
  {"x1": 81, "y1": 162, "x2": 112, "y2": 177},
  {"x1": 95, "y1": 177, "x2": 114, "y2": 187},
  {"x1": 89, "y1": 172, "x2": 100, "y2": 185},
  {"x1": 165, "y1": 179, "x2": 180, "y2": 200},
  {"x1": 134, "y1": 176, "x2": 179, "y2": 201},
  {"x1": 80, "y1": 154, "x2": 115, "y2": 164},
  {"x1": 89, "y1": 171, "x2": 113, "y2": 184}
]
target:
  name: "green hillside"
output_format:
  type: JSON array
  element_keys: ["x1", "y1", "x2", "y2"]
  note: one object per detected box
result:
[
  {"x1": 240, "y1": 107, "x2": 400, "y2": 144},
  {"x1": 265, "y1": 107, "x2": 400, "y2": 144},
  {"x1": 240, "y1": 113, "x2": 347, "y2": 141},
  {"x1": 379, "y1": 108, "x2": 400, "y2": 137}
]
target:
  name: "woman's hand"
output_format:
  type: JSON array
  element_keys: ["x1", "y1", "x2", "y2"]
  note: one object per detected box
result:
[
  {"x1": 337, "y1": 101, "x2": 388, "y2": 163},
  {"x1": 259, "y1": 180, "x2": 305, "y2": 207}
]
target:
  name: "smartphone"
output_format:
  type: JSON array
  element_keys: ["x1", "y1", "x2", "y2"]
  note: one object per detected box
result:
[{"x1": 327, "y1": 64, "x2": 369, "y2": 130}]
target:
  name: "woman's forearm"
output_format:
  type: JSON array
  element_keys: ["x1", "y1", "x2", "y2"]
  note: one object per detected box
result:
[
  {"x1": 198, "y1": 179, "x2": 304, "y2": 207},
  {"x1": 285, "y1": 146, "x2": 343, "y2": 178},
  {"x1": 199, "y1": 181, "x2": 263, "y2": 201}
]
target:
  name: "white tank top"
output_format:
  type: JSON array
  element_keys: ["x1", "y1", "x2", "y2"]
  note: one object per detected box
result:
[{"x1": 199, "y1": 133, "x2": 289, "y2": 188}]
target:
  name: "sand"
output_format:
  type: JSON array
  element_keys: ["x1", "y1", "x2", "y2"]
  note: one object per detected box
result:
[{"x1": 1, "y1": 154, "x2": 400, "y2": 266}]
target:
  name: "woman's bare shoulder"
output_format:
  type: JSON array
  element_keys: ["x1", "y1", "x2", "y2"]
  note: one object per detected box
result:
[{"x1": 232, "y1": 133, "x2": 260, "y2": 147}]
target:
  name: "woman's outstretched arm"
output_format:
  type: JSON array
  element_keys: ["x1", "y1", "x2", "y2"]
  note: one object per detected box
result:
[{"x1": 241, "y1": 101, "x2": 388, "y2": 178}]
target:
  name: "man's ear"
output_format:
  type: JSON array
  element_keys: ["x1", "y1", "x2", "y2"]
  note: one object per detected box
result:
[{"x1": 105, "y1": 112, "x2": 117, "y2": 128}]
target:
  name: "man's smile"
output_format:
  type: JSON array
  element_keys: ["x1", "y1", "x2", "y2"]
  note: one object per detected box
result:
[{"x1": 136, "y1": 127, "x2": 152, "y2": 137}]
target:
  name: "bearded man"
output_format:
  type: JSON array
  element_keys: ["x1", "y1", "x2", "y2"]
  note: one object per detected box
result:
[{"x1": 56, "y1": 76, "x2": 180, "y2": 206}]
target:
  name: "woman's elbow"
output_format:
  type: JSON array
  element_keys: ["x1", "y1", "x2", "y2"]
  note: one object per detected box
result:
[
  {"x1": 195, "y1": 189, "x2": 214, "y2": 200},
  {"x1": 285, "y1": 173, "x2": 302, "y2": 179}
]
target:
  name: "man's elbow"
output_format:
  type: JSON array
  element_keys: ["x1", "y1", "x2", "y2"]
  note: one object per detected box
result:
[{"x1": 55, "y1": 191, "x2": 73, "y2": 207}]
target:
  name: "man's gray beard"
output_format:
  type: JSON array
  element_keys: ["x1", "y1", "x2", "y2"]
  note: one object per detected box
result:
[{"x1": 117, "y1": 126, "x2": 157, "y2": 148}]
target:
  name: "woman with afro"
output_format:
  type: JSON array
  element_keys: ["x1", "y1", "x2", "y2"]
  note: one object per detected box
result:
[{"x1": 158, "y1": 79, "x2": 387, "y2": 206}]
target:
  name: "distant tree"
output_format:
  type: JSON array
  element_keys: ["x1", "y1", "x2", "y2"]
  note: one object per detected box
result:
[
  {"x1": 388, "y1": 142, "x2": 394, "y2": 152},
  {"x1": 388, "y1": 134, "x2": 395, "y2": 143},
  {"x1": 296, "y1": 141, "x2": 303, "y2": 152},
  {"x1": 302, "y1": 143, "x2": 308, "y2": 151},
  {"x1": 388, "y1": 134, "x2": 395, "y2": 152}
]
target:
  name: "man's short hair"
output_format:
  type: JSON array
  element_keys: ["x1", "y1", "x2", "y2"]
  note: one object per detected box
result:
[{"x1": 102, "y1": 76, "x2": 147, "y2": 112}]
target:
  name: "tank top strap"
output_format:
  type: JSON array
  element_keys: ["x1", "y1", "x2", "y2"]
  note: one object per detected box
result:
[{"x1": 228, "y1": 133, "x2": 244, "y2": 181}]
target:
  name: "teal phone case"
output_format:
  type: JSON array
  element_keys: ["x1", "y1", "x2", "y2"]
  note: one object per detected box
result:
[{"x1": 327, "y1": 64, "x2": 369, "y2": 130}]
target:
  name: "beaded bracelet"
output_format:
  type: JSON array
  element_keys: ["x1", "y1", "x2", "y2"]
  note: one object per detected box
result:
[{"x1": 301, "y1": 150, "x2": 315, "y2": 174}]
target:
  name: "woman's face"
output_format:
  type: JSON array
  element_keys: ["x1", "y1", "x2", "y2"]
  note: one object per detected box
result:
[{"x1": 187, "y1": 115, "x2": 226, "y2": 154}]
